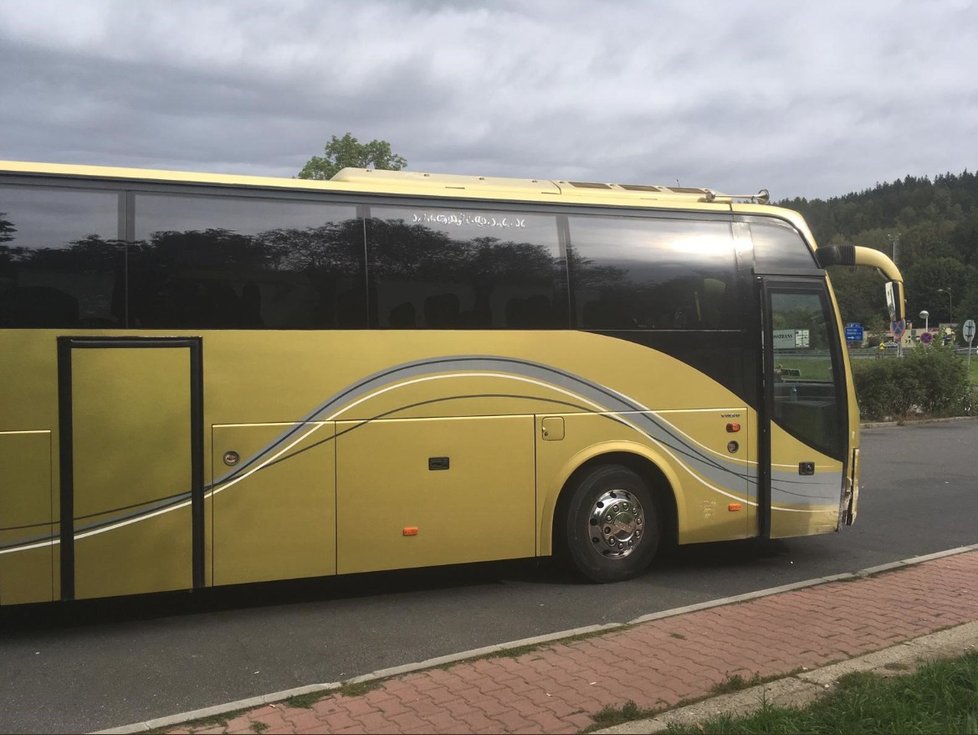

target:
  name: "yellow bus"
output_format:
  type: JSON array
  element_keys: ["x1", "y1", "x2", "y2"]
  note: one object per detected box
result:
[{"x1": 0, "y1": 162, "x2": 904, "y2": 605}]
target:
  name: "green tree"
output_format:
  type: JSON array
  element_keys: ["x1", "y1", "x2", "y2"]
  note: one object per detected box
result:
[
  {"x1": 297, "y1": 133, "x2": 407, "y2": 180},
  {"x1": 903, "y1": 256, "x2": 970, "y2": 324}
]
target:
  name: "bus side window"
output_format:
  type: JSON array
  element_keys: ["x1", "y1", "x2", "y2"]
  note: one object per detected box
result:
[
  {"x1": 568, "y1": 215, "x2": 737, "y2": 331},
  {"x1": 749, "y1": 218, "x2": 819, "y2": 272},
  {"x1": 0, "y1": 186, "x2": 122, "y2": 328},
  {"x1": 366, "y1": 207, "x2": 565, "y2": 329}
]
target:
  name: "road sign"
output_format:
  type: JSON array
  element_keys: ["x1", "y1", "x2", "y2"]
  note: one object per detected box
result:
[
  {"x1": 965, "y1": 319, "x2": 976, "y2": 368},
  {"x1": 891, "y1": 319, "x2": 906, "y2": 339},
  {"x1": 920, "y1": 331, "x2": 933, "y2": 344},
  {"x1": 773, "y1": 329, "x2": 810, "y2": 349},
  {"x1": 844, "y1": 323, "x2": 864, "y2": 342}
]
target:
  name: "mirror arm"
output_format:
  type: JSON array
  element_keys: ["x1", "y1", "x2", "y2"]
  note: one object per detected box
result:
[
  {"x1": 816, "y1": 245, "x2": 906, "y2": 322},
  {"x1": 815, "y1": 245, "x2": 900, "y2": 281}
]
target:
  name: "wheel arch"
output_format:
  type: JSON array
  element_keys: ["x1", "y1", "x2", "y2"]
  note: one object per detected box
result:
[{"x1": 539, "y1": 441, "x2": 683, "y2": 557}]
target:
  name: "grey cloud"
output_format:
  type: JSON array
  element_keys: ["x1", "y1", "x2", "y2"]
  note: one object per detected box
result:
[{"x1": 1, "y1": 0, "x2": 976, "y2": 198}]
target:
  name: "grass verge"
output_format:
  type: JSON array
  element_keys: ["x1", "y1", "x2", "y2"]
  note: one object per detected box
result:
[
  {"x1": 586, "y1": 701, "x2": 664, "y2": 732},
  {"x1": 582, "y1": 671, "x2": 799, "y2": 732},
  {"x1": 708, "y1": 673, "x2": 765, "y2": 696},
  {"x1": 664, "y1": 651, "x2": 978, "y2": 734},
  {"x1": 284, "y1": 679, "x2": 380, "y2": 709}
]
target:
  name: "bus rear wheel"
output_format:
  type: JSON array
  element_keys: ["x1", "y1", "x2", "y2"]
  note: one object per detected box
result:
[{"x1": 561, "y1": 464, "x2": 660, "y2": 583}]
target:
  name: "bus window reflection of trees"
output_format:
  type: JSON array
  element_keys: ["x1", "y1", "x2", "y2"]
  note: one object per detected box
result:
[{"x1": 1, "y1": 191, "x2": 740, "y2": 334}]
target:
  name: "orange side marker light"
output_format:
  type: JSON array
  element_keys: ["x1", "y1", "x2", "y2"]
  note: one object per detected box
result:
[
  {"x1": 727, "y1": 503, "x2": 743, "y2": 512},
  {"x1": 402, "y1": 527, "x2": 419, "y2": 536},
  {"x1": 726, "y1": 422, "x2": 741, "y2": 433}
]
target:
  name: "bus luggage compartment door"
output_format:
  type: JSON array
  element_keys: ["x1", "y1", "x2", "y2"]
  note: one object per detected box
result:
[
  {"x1": 57, "y1": 337, "x2": 203, "y2": 601},
  {"x1": 335, "y1": 415, "x2": 535, "y2": 575}
]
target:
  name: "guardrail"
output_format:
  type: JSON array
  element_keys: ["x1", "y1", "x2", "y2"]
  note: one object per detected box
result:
[{"x1": 848, "y1": 346, "x2": 978, "y2": 359}]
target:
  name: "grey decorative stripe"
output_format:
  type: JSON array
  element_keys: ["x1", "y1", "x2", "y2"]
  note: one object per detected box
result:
[
  {"x1": 771, "y1": 471, "x2": 841, "y2": 505},
  {"x1": 0, "y1": 491, "x2": 192, "y2": 552},
  {"x1": 213, "y1": 355, "x2": 761, "y2": 499}
]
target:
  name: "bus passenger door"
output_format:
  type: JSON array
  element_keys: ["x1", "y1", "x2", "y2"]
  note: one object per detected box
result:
[
  {"x1": 761, "y1": 283, "x2": 847, "y2": 539},
  {"x1": 57, "y1": 338, "x2": 203, "y2": 600}
]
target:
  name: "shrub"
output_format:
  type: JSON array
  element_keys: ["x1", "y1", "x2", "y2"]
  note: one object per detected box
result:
[{"x1": 853, "y1": 346, "x2": 975, "y2": 421}]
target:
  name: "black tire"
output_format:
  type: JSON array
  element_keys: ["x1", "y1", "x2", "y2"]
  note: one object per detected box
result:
[{"x1": 560, "y1": 464, "x2": 660, "y2": 583}]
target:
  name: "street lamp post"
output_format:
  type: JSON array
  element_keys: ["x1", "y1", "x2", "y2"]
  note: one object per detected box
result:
[
  {"x1": 887, "y1": 233, "x2": 900, "y2": 265},
  {"x1": 920, "y1": 310, "x2": 929, "y2": 332},
  {"x1": 938, "y1": 288, "x2": 953, "y2": 323}
]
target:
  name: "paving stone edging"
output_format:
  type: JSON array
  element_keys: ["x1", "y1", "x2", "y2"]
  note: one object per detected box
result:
[{"x1": 95, "y1": 543, "x2": 978, "y2": 734}]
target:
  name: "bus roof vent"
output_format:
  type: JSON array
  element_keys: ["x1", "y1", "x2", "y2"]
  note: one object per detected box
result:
[
  {"x1": 619, "y1": 184, "x2": 666, "y2": 192},
  {"x1": 330, "y1": 167, "x2": 561, "y2": 194},
  {"x1": 721, "y1": 189, "x2": 770, "y2": 204},
  {"x1": 566, "y1": 180, "x2": 720, "y2": 202}
]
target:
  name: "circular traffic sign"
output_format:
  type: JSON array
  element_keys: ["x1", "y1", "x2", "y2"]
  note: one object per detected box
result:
[{"x1": 964, "y1": 319, "x2": 976, "y2": 342}]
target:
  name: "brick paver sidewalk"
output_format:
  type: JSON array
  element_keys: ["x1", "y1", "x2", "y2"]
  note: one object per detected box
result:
[{"x1": 166, "y1": 550, "x2": 978, "y2": 734}]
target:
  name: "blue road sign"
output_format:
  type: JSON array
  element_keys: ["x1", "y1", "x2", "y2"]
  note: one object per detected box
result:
[{"x1": 844, "y1": 323, "x2": 864, "y2": 342}]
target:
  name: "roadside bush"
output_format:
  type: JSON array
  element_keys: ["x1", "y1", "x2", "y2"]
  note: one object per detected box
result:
[
  {"x1": 853, "y1": 357, "x2": 918, "y2": 420},
  {"x1": 853, "y1": 346, "x2": 975, "y2": 421}
]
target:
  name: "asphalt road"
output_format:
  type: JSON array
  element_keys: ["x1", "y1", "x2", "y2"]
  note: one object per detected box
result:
[{"x1": 2, "y1": 419, "x2": 976, "y2": 733}]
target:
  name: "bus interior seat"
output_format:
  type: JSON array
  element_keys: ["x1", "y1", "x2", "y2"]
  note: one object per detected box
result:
[
  {"x1": 240, "y1": 281, "x2": 264, "y2": 328},
  {"x1": 524, "y1": 294, "x2": 554, "y2": 327},
  {"x1": 505, "y1": 297, "x2": 528, "y2": 327},
  {"x1": 424, "y1": 293, "x2": 459, "y2": 327},
  {"x1": 582, "y1": 299, "x2": 625, "y2": 329},
  {"x1": 205, "y1": 283, "x2": 242, "y2": 327},
  {"x1": 0, "y1": 286, "x2": 79, "y2": 327},
  {"x1": 388, "y1": 301, "x2": 416, "y2": 328}
]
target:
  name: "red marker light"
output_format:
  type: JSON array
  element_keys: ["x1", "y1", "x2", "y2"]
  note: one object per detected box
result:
[{"x1": 726, "y1": 422, "x2": 741, "y2": 433}]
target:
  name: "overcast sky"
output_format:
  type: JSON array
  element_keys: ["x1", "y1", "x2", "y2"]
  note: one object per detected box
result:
[{"x1": 1, "y1": 0, "x2": 975, "y2": 200}]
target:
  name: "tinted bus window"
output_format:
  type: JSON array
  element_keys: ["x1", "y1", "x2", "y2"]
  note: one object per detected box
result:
[
  {"x1": 0, "y1": 186, "x2": 122, "y2": 328},
  {"x1": 568, "y1": 216, "x2": 737, "y2": 330},
  {"x1": 769, "y1": 289, "x2": 843, "y2": 459},
  {"x1": 366, "y1": 206, "x2": 566, "y2": 329},
  {"x1": 749, "y1": 217, "x2": 818, "y2": 271},
  {"x1": 131, "y1": 194, "x2": 364, "y2": 329}
]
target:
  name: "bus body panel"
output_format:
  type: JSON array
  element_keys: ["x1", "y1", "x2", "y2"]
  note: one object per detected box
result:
[
  {"x1": 211, "y1": 423, "x2": 336, "y2": 586},
  {"x1": 0, "y1": 431, "x2": 54, "y2": 605},
  {"x1": 768, "y1": 423, "x2": 844, "y2": 538}
]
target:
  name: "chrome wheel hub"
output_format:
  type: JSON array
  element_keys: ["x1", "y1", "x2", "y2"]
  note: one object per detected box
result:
[{"x1": 587, "y1": 489, "x2": 644, "y2": 558}]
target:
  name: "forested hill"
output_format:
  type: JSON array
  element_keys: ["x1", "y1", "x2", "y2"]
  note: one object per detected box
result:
[{"x1": 778, "y1": 171, "x2": 978, "y2": 333}]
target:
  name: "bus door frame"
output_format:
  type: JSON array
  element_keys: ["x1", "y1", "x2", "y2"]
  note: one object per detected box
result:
[
  {"x1": 56, "y1": 336, "x2": 204, "y2": 601},
  {"x1": 757, "y1": 276, "x2": 849, "y2": 540}
]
